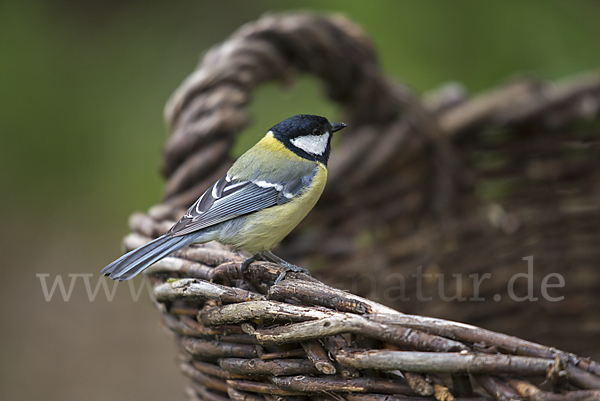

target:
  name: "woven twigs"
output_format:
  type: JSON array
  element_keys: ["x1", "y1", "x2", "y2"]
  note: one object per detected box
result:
[
  {"x1": 128, "y1": 229, "x2": 600, "y2": 401},
  {"x1": 141, "y1": 250, "x2": 600, "y2": 401}
]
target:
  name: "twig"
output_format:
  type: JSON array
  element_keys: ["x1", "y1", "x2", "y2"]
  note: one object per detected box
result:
[
  {"x1": 227, "y1": 386, "x2": 268, "y2": 401},
  {"x1": 219, "y1": 358, "x2": 319, "y2": 376},
  {"x1": 165, "y1": 308, "x2": 258, "y2": 340},
  {"x1": 145, "y1": 257, "x2": 215, "y2": 280},
  {"x1": 218, "y1": 334, "x2": 262, "y2": 345},
  {"x1": 301, "y1": 339, "x2": 337, "y2": 375},
  {"x1": 172, "y1": 246, "x2": 242, "y2": 267},
  {"x1": 567, "y1": 365, "x2": 600, "y2": 390},
  {"x1": 193, "y1": 360, "x2": 245, "y2": 380},
  {"x1": 220, "y1": 358, "x2": 320, "y2": 377},
  {"x1": 228, "y1": 379, "x2": 304, "y2": 396},
  {"x1": 154, "y1": 278, "x2": 265, "y2": 304},
  {"x1": 365, "y1": 314, "x2": 579, "y2": 363},
  {"x1": 474, "y1": 375, "x2": 524, "y2": 401},
  {"x1": 578, "y1": 361, "x2": 600, "y2": 377},
  {"x1": 335, "y1": 350, "x2": 555, "y2": 375},
  {"x1": 268, "y1": 280, "x2": 400, "y2": 315},
  {"x1": 243, "y1": 313, "x2": 466, "y2": 352},
  {"x1": 270, "y1": 376, "x2": 413, "y2": 395},
  {"x1": 181, "y1": 336, "x2": 260, "y2": 360},
  {"x1": 258, "y1": 349, "x2": 307, "y2": 360},
  {"x1": 322, "y1": 335, "x2": 361, "y2": 378},
  {"x1": 162, "y1": 314, "x2": 205, "y2": 337},
  {"x1": 346, "y1": 394, "x2": 491, "y2": 401},
  {"x1": 199, "y1": 301, "x2": 335, "y2": 326},
  {"x1": 507, "y1": 378, "x2": 600, "y2": 401},
  {"x1": 181, "y1": 315, "x2": 251, "y2": 338}
]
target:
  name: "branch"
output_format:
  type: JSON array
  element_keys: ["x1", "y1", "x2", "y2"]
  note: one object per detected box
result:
[
  {"x1": 243, "y1": 313, "x2": 466, "y2": 352},
  {"x1": 335, "y1": 350, "x2": 555, "y2": 375},
  {"x1": 301, "y1": 339, "x2": 337, "y2": 375},
  {"x1": 365, "y1": 314, "x2": 579, "y2": 362},
  {"x1": 508, "y1": 379, "x2": 600, "y2": 401},
  {"x1": 181, "y1": 336, "x2": 260, "y2": 360},
  {"x1": 268, "y1": 279, "x2": 401, "y2": 315},
  {"x1": 199, "y1": 301, "x2": 335, "y2": 326},
  {"x1": 270, "y1": 376, "x2": 413, "y2": 395},
  {"x1": 154, "y1": 278, "x2": 265, "y2": 304},
  {"x1": 219, "y1": 358, "x2": 320, "y2": 377}
]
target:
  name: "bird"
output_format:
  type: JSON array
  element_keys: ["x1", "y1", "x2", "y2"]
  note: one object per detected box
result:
[{"x1": 102, "y1": 114, "x2": 346, "y2": 281}]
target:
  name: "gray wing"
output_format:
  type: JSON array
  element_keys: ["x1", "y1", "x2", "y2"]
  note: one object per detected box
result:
[{"x1": 167, "y1": 169, "x2": 318, "y2": 237}]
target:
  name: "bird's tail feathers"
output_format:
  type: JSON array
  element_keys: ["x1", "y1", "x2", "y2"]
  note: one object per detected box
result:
[{"x1": 101, "y1": 234, "x2": 195, "y2": 281}]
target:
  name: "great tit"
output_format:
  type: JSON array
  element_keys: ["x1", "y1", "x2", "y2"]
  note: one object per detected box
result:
[{"x1": 102, "y1": 114, "x2": 346, "y2": 281}]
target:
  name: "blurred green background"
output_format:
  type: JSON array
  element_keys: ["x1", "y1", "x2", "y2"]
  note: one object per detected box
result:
[{"x1": 1, "y1": 1, "x2": 599, "y2": 400}]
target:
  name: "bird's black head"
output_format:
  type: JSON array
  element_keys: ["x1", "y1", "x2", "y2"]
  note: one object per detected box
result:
[{"x1": 269, "y1": 114, "x2": 346, "y2": 165}]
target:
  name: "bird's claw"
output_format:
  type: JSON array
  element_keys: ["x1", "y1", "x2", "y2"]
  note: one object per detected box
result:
[
  {"x1": 274, "y1": 262, "x2": 311, "y2": 284},
  {"x1": 240, "y1": 252, "x2": 311, "y2": 284},
  {"x1": 240, "y1": 254, "x2": 258, "y2": 276}
]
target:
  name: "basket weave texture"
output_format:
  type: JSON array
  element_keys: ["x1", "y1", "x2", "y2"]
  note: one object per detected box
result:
[
  {"x1": 133, "y1": 250, "x2": 600, "y2": 401},
  {"x1": 121, "y1": 12, "x2": 600, "y2": 401}
]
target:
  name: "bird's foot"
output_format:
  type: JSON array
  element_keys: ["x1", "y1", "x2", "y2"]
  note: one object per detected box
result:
[
  {"x1": 239, "y1": 252, "x2": 310, "y2": 284},
  {"x1": 261, "y1": 251, "x2": 311, "y2": 284}
]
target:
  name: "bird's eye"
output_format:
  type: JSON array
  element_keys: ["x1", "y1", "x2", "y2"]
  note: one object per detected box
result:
[{"x1": 313, "y1": 128, "x2": 320, "y2": 135}]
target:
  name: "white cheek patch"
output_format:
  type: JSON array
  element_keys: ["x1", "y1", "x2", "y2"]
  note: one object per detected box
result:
[{"x1": 290, "y1": 133, "x2": 330, "y2": 155}]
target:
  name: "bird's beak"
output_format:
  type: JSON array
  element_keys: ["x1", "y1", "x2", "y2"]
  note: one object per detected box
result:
[{"x1": 331, "y1": 122, "x2": 347, "y2": 133}]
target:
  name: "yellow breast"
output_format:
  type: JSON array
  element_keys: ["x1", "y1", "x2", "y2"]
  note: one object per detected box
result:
[{"x1": 229, "y1": 163, "x2": 327, "y2": 254}]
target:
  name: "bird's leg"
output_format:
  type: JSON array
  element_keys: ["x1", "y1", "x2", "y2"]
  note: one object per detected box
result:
[
  {"x1": 240, "y1": 253, "x2": 259, "y2": 274},
  {"x1": 261, "y1": 251, "x2": 311, "y2": 284}
]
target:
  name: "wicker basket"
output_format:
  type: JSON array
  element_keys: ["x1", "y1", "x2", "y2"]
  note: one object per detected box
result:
[
  {"x1": 122, "y1": 12, "x2": 600, "y2": 401},
  {"x1": 131, "y1": 247, "x2": 599, "y2": 401}
]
